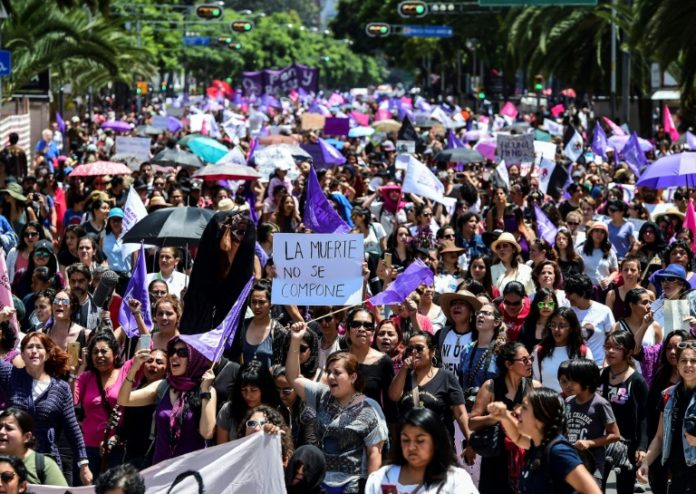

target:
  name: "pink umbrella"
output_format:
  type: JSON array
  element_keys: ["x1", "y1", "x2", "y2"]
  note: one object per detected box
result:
[
  {"x1": 69, "y1": 161, "x2": 133, "y2": 177},
  {"x1": 474, "y1": 140, "x2": 497, "y2": 161},
  {"x1": 192, "y1": 163, "x2": 262, "y2": 181}
]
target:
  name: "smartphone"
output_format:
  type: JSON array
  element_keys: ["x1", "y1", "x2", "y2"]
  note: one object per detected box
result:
[
  {"x1": 384, "y1": 252, "x2": 392, "y2": 268},
  {"x1": 381, "y1": 486, "x2": 398, "y2": 494},
  {"x1": 67, "y1": 342, "x2": 81, "y2": 368},
  {"x1": 138, "y1": 334, "x2": 151, "y2": 351}
]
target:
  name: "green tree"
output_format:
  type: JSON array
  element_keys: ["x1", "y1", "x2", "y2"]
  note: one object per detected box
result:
[{"x1": 225, "y1": 0, "x2": 320, "y2": 27}]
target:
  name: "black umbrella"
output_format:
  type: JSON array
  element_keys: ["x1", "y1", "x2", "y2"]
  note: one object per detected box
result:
[
  {"x1": 135, "y1": 125, "x2": 163, "y2": 136},
  {"x1": 435, "y1": 148, "x2": 485, "y2": 163},
  {"x1": 152, "y1": 147, "x2": 204, "y2": 168},
  {"x1": 121, "y1": 207, "x2": 215, "y2": 247}
]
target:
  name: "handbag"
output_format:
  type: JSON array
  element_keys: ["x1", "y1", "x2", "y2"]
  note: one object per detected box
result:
[{"x1": 469, "y1": 423, "x2": 504, "y2": 458}]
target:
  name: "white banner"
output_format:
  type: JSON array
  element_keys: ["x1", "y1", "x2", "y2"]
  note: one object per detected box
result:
[
  {"x1": 534, "y1": 140, "x2": 557, "y2": 162},
  {"x1": 401, "y1": 155, "x2": 456, "y2": 209},
  {"x1": 272, "y1": 233, "x2": 364, "y2": 306},
  {"x1": 496, "y1": 134, "x2": 535, "y2": 164},
  {"x1": 29, "y1": 433, "x2": 285, "y2": 494},
  {"x1": 115, "y1": 136, "x2": 151, "y2": 162},
  {"x1": 119, "y1": 187, "x2": 149, "y2": 260},
  {"x1": 0, "y1": 114, "x2": 30, "y2": 161}
]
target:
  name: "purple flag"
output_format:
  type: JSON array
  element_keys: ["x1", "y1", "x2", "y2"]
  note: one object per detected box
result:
[
  {"x1": 247, "y1": 138, "x2": 257, "y2": 164},
  {"x1": 368, "y1": 259, "x2": 434, "y2": 306},
  {"x1": 55, "y1": 112, "x2": 65, "y2": 133},
  {"x1": 622, "y1": 132, "x2": 647, "y2": 176},
  {"x1": 180, "y1": 276, "x2": 255, "y2": 362},
  {"x1": 591, "y1": 122, "x2": 608, "y2": 160},
  {"x1": 303, "y1": 166, "x2": 350, "y2": 234},
  {"x1": 323, "y1": 117, "x2": 350, "y2": 136},
  {"x1": 446, "y1": 130, "x2": 465, "y2": 149},
  {"x1": 118, "y1": 244, "x2": 152, "y2": 338},
  {"x1": 534, "y1": 205, "x2": 558, "y2": 246},
  {"x1": 687, "y1": 131, "x2": 696, "y2": 150}
]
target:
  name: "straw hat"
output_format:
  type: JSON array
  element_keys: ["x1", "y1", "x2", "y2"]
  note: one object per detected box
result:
[
  {"x1": 653, "y1": 207, "x2": 685, "y2": 222},
  {"x1": 439, "y1": 240, "x2": 465, "y2": 255},
  {"x1": 490, "y1": 232, "x2": 522, "y2": 254},
  {"x1": 148, "y1": 196, "x2": 172, "y2": 211},
  {"x1": 439, "y1": 289, "x2": 483, "y2": 320}
]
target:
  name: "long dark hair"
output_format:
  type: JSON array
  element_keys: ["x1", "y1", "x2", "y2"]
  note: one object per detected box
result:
[
  {"x1": 0, "y1": 407, "x2": 35, "y2": 449},
  {"x1": 526, "y1": 387, "x2": 567, "y2": 447},
  {"x1": 466, "y1": 254, "x2": 495, "y2": 295},
  {"x1": 554, "y1": 228, "x2": 582, "y2": 263},
  {"x1": 653, "y1": 330, "x2": 689, "y2": 393},
  {"x1": 391, "y1": 408, "x2": 456, "y2": 488},
  {"x1": 17, "y1": 221, "x2": 46, "y2": 252},
  {"x1": 520, "y1": 288, "x2": 558, "y2": 352},
  {"x1": 582, "y1": 226, "x2": 612, "y2": 258},
  {"x1": 85, "y1": 330, "x2": 123, "y2": 373},
  {"x1": 229, "y1": 360, "x2": 281, "y2": 423},
  {"x1": 537, "y1": 307, "x2": 584, "y2": 362}
]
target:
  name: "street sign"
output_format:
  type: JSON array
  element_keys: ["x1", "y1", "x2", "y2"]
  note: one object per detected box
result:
[
  {"x1": 479, "y1": 0, "x2": 596, "y2": 5},
  {"x1": 0, "y1": 51, "x2": 11, "y2": 77},
  {"x1": 183, "y1": 36, "x2": 211, "y2": 46},
  {"x1": 399, "y1": 25, "x2": 453, "y2": 38}
]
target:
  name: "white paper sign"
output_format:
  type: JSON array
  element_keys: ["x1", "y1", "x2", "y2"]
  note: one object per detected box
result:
[
  {"x1": 497, "y1": 133, "x2": 535, "y2": 164},
  {"x1": 401, "y1": 155, "x2": 457, "y2": 209},
  {"x1": 115, "y1": 136, "x2": 151, "y2": 161},
  {"x1": 664, "y1": 299, "x2": 691, "y2": 335},
  {"x1": 272, "y1": 233, "x2": 364, "y2": 306},
  {"x1": 151, "y1": 115, "x2": 169, "y2": 130}
]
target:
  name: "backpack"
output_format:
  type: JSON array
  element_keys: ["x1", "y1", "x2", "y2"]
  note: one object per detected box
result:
[
  {"x1": 536, "y1": 343, "x2": 588, "y2": 383},
  {"x1": 35, "y1": 452, "x2": 46, "y2": 485}
]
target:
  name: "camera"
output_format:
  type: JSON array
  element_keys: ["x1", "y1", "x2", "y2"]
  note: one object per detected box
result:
[{"x1": 32, "y1": 193, "x2": 40, "y2": 201}]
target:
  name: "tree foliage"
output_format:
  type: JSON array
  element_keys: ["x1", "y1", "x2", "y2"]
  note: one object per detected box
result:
[{"x1": 224, "y1": 0, "x2": 320, "y2": 27}]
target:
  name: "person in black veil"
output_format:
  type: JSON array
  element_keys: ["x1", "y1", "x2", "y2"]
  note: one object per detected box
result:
[
  {"x1": 179, "y1": 210, "x2": 256, "y2": 334},
  {"x1": 286, "y1": 445, "x2": 327, "y2": 494}
]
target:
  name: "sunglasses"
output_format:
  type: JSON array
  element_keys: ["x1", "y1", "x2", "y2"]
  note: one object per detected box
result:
[
  {"x1": 513, "y1": 356, "x2": 535, "y2": 364},
  {"x1": 442, "y1": 234, "x2": 455, "y2": 239},
  {"x1": 677, "y1": 341, "x2": 696, "y2": 349},
  {"x1": 34, "y1": 251, "x2": 50, "y2": 258},
  {"x1": 52, "y1": 298, "x2": 70, "y2": 306},
  {"x1": 406, "y1": 344, "x2": 426, "y2": 354},
  {"x1": 537, "y1": 301, "x2": 556, "y2": 309},
  {"x1": 276, "y1": 387, "x2": 294, "y2": 396},
  {"x1": 504, "y1": 299, "x2": 522, "y2": 306},
  {"x1": 349, "y1": 321, "x2": 375, "y2": 331},
  {"x1": 661, "y1": 277, "x2": 683, "y2": 284},
  {"x1": 566, "y1": 221, "x2": 579, "y2": 226},
  {"x1": 167, "y1": 347, "x2": 189, "y2": 358},
  {"x1": 24, "y1": 231, "x2": 39, "y2": 238},
  {"x1": 246, "y1": 419, "x2": 267, "y2": 429},
  {"x1": 476, "y1": 310, "x2": 494, "y2": 317},
  {"x1": 0, "y1": 471, "x2": 15, "y2": 483}
]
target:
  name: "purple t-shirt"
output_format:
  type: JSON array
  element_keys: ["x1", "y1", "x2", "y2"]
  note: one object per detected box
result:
[{"x1": 152, "y1": 387, "x2": 206, "y2": 464}]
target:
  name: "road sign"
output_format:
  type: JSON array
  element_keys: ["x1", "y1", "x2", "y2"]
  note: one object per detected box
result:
[
  {"x1": 183, "y1": 36, "x2": 211, "y2": 46},
  {"x1": 399, "y1": 25, "x2": 453, "y2": 38},
  {"x1": 479, "y1": 0, "x2": 596, "y2": 5},
  {"x1": 0, "y1": 51, "x2": 11, "y2": 77}
]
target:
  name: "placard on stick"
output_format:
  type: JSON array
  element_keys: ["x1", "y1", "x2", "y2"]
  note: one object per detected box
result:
[
  {"x1": 301, "y1": 113, "x2": 326, "y2": 131},
  {"x1": 497, "y1": 134, "x2": 535, "y2": 164},
  {"x1": 272, "y1": 233, "x2": 364, "y2": 306}
]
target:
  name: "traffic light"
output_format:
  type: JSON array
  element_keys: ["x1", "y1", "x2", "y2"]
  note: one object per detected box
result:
[
  {"x1": 365, "y1": 23, "x2": 390, "y2": 38},
  {"x1": 217, "y1": 36, "x2": 233, "y2": 45},
  {"x1": 135, "y1": 81, "x2": 148, "y2": 95},
  {"x1": 398, "y1": 1, "x2": 428, "y2": 18},
  {"x1": 196, "y1": 5, "x2": 223, "y2": 20},
  {"x1": 230, "y1": 21, "x2": 254, "y2": 33},
  {"x1": 534, "y1": 74, "x2": 544, "y2": 92},
  {"x1": 228, "y1": 42, "x2": 242, "y2": 50}
]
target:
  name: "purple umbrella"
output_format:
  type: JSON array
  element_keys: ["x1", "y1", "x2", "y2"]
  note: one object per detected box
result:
[
  {"x1": 474, "y1": 140, "x2": 497, "y2": 161},
  {"x1": 101, "y1": 120, "x2": 132, "y2": 133},
  {"x1": 636, "y1": 152, "x2": 696, "y2": 189},
  {"x1": 608, "y1": 135, "x2": 653, "y2": 153},
  {"x1": 301, "y1": 139, "x2": 347, "y2": 168},
  {"x1": 167, "y1": 116, "x2": 183, "y2": 133}
]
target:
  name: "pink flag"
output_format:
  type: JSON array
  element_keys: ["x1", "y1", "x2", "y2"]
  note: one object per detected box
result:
[
  {"x1": 374, "y1": 109, "x2": 392, "y2": 122},
  {"x1": 0, "y1": 251, "x2": 17, "y2": 334},
  {"x1": 550, "y1": 104, "x2": 565, "y2": 118},
  {"x1": 683, "y1": 199, "x2": 696, "y2": 254},
  {"x1": 664, "y1": 105, "x2": 680, "y2": 142},
  {"x1": 327, "y1": 92, "x2": 344, "y2": 107},
  {"x1": 200, "y1": 117, "x2": 208, "y2": 136},
  {"x1": 400, "y1": 97, "x2": 413, "y2": 108},
  {"x1": 602, "y1": 116, "x2": 626, "y2": 136},
  {"x1": 289, "y1": 89, "x2": 299, "y2": 102},
  {"x1": 351, "y1": 111, "x2": 369, "y2": 126},
  {"x1": 500, "y1": 102, "x2": 518, "y2": 119}
]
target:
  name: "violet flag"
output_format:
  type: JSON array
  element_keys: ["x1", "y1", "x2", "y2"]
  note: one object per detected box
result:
[
  {"x1": 303, "y1": 166, "x2": 351, "y2": 234},
  {"x1": 118, "y1": 244, "x2": 152, "y2": 338},
  {"x1": 0, "y1": 250, "x2": 18, "y2": 334},
  {"x1": 591, "y1": 122, "x2": 608, "y2": 160},
  {"x1": 534, "y1": 204, "x2": 558, "y2": 246},
  {"x1": 683, "y1": 199, "x2": 696, "y2": 255},
  {"x1": 446, "y1": 130, "x2": 465, "y2": 149},
  {"x1": 55, "y1": 112, "x2": 66, "y2": 134},
  {"x1": 687, "y1": 131, "x2": 696, "y2": 150},
  {"x1": 180, "y1": 276, "x2": 255, "y2": 362},
  {"x1": 368, "y1": 259, "x2": 434, "y2": 306},
  {"x1": 622, "y1": 132, "x2": 647, "y2": 177}
]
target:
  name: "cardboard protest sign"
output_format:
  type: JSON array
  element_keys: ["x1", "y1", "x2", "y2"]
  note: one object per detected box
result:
[
  {"x1": 497, "y1": 134, "x2": 535, "y2": 164},
  {"x1": 301, "y1": 113, "x2": 326, "y2": 130},
  {"x1": 272, "y1": 233, "x2": 363, "y2": 306}
]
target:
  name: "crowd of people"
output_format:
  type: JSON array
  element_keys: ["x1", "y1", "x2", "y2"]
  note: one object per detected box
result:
[{"x1": 0, "y1": 89, "x2": 691, "y2": 494}]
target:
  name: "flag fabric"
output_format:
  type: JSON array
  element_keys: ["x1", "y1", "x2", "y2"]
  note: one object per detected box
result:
[
  {"x1": 0, "y1": 250, "x2": 18, "y2": 334},
  {"x1": 591, "y1": 122, "x2": 609, "y2": 160},
  {"x1": 368, "y1": 259, "x2": 433, "y2": 306},
  {"x1": 118, "y1": 244, "x2": 152, "y2": 338},
  {"x1": 119, "y1": 187, "x2": 149, "y2": 259},
  {"x1": 374, "y1": 109, "x2": 392, "y2": 121},
  {"x1": 683, "y1": 199, "x2": 696, "y2": 255},
  {"x1": 180, "y1": 276, "x2": 254, "y2": 362},
  {"x1": 537, "y1": 158, "x2": 569, "y2": 201},
  {"x1": 430, "y1": 106, "x2": 455, "y2": 128},
  {"x1": 602, "y1": 116, "x2": 626, "y2": 136},
  {"x1": 400, "y1": 155, "x2": 456, "y2": 209},
  {"x1": 246, "y1": 137, "x2": 257, "y2": 164},
  {"x1": 543, "y1": 119, "x2": 563, "y2": 137},
  {"x1": 303, "y1": 166, "x2": 351, "y2": 234},
  {"x1": 550, "y1": 104, "x2": 565, "y2": 118},
  {"x1": 398, "y1": 116, "x2": 419, "y2": 142},
  {"x1": 534, "y1": 204, "x2": 558, "y2": 245},
  {"x1": 500, "y1": 102, "x2": 518, "y2": 119},
  {"x1": 664, "y1": 105, "x2": 680, "y2": 142},
  {"x1": 55, "y1": 112, "x2": 66, "y2": 133},
  {"x1": 621, "y1": 132, "x2": 647, "y2": 176},
  {"x1": 563, "y1": 127, "x2": 584, "y2": 162},
  {"x1": 446, "y1": 130, "x2": 465, "y2": 149},
  {"x1": 350, "y1": 111, "x2": 370, "y2": 127},
  {"x1": 687, "y1": 131, "x2": 696, "y2": 150},
  {"x1": 495, "y1": 160, "x2": 510, "y2": 188}
]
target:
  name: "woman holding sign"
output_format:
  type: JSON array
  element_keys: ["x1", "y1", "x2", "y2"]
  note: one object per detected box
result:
[{"x1": 285, "y1": 321, "x2": 388, "y2": 494}]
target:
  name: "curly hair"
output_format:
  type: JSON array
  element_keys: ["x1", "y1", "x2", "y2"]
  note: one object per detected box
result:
[
  {"x1": 239, "y1": 405, "x2": 294, "y2": 463},
  {"x1": 20, "y1": 332, "x2": 69, "y2": 377}
]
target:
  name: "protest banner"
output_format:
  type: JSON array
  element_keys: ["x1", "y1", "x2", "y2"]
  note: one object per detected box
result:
[
  {"x1": 115, "y1": 136, "x2": 151, "y2": 162},
  {"x1": 272, "y1": 233, "x2": 363, "y2": 306},
  {"x1": 301, "y1": 113, "x2": 326, "y2": 130},
  {"x1": 497, "y1": 133, "x2": 535, "y2": 164},
  {"x1": 241, "y1": 63, "x2": 319, "y2": 96},
  {"x1": 396, "y1": 140, "x2": 416, "y2": 154},
  {"x1": 29, "y1": 433, "x2": 285, "y2": 494},
  {"x1": 323, "y1": 117, "x2": 350, "y2": 136},
  {"x1": 151, "y1": 115, "x2": 169, "y2": 130}
]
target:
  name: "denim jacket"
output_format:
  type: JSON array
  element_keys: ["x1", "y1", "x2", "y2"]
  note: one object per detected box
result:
[{"x1": 661, "y1": 384, "x2": 696, "y2": 466}]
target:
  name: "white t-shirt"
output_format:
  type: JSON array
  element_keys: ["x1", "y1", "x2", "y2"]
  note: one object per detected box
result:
[
  {"x1": 318, "y1": 335, "x2": 342, "y2": 370},
  {"x1": 365, "y1": 465, "x2": 478, "y2": 494},
  {"x1": 572, "y1": 301, "x2": 615, "y2": 364},
  {"x1": 439, "y1": 329, "x2": 473, "y2": 376},
  {"x1": 533, "y1": 345, "x2": 595, "y2": 392},
  {"x1": 146, "y1": 270, "x2": 189, "y2": 300},
  {"x1": 577, "y1": 247, "x2": 618, "y2": 286}
]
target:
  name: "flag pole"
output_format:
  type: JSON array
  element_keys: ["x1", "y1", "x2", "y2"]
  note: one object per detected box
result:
[{"x1": 303, "y1": 303, "x2": 363, "y2": 326}]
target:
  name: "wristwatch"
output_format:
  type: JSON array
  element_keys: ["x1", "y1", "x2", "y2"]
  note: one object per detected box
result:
[{"x1": 200, "y1": 391, "x2": 212, "y2": 401}]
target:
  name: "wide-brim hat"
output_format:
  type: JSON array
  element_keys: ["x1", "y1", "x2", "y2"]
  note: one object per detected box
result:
[
  {"x1": 490, "y1": 232, "x2": 522, "y2": 254},
  {"x1": 587, "y1": 221, "x2": 609, "y2": 234},
  {"x1": 0, "y1": 183, "x2": 26, "y2": 202},
  {"x1": 440, "y1": 289, "x2": 483, "y2": 320},
  {"x1": 653, "y1": 207, "x2": 685, "y2": 222},
  {"x1": 148, "y1": 196, "x2": 172, "y2": 210},
  {"x1": 655, "y1": 263, "x2": 688, "y2": 285},
  {"x1": 439, "y1": 240, "x2": 465, "y2": 255}
]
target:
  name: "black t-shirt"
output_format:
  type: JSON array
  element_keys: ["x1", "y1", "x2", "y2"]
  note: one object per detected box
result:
[
  {"x1": 598, "y1": 369, "x2": 649, "y2": 449},
  {"x1": 659, "y1": 384, "x2": 695, "y2": 470},
  {"x1": 359, "y1": 354, "x2": 396, "y2": 422},
  {"x1": 398, "y1": 368, "x2": 465, "y2": 439},
  {"x1": 520, "y1": 435, "x2": 583, "y2": 494}
]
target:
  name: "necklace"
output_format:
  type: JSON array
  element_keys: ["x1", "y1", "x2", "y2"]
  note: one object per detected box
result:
[{"x1": 610, "y1": 366, "x2": 630, "y2": 379}]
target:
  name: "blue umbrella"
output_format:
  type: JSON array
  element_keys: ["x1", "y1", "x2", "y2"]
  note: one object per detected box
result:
[
  {"x1": 348, "y1": 126, "x2": 374, "y2": 138},
  {"x1": 186, "y1": 136, "x2": 229, "y2": 164}
]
